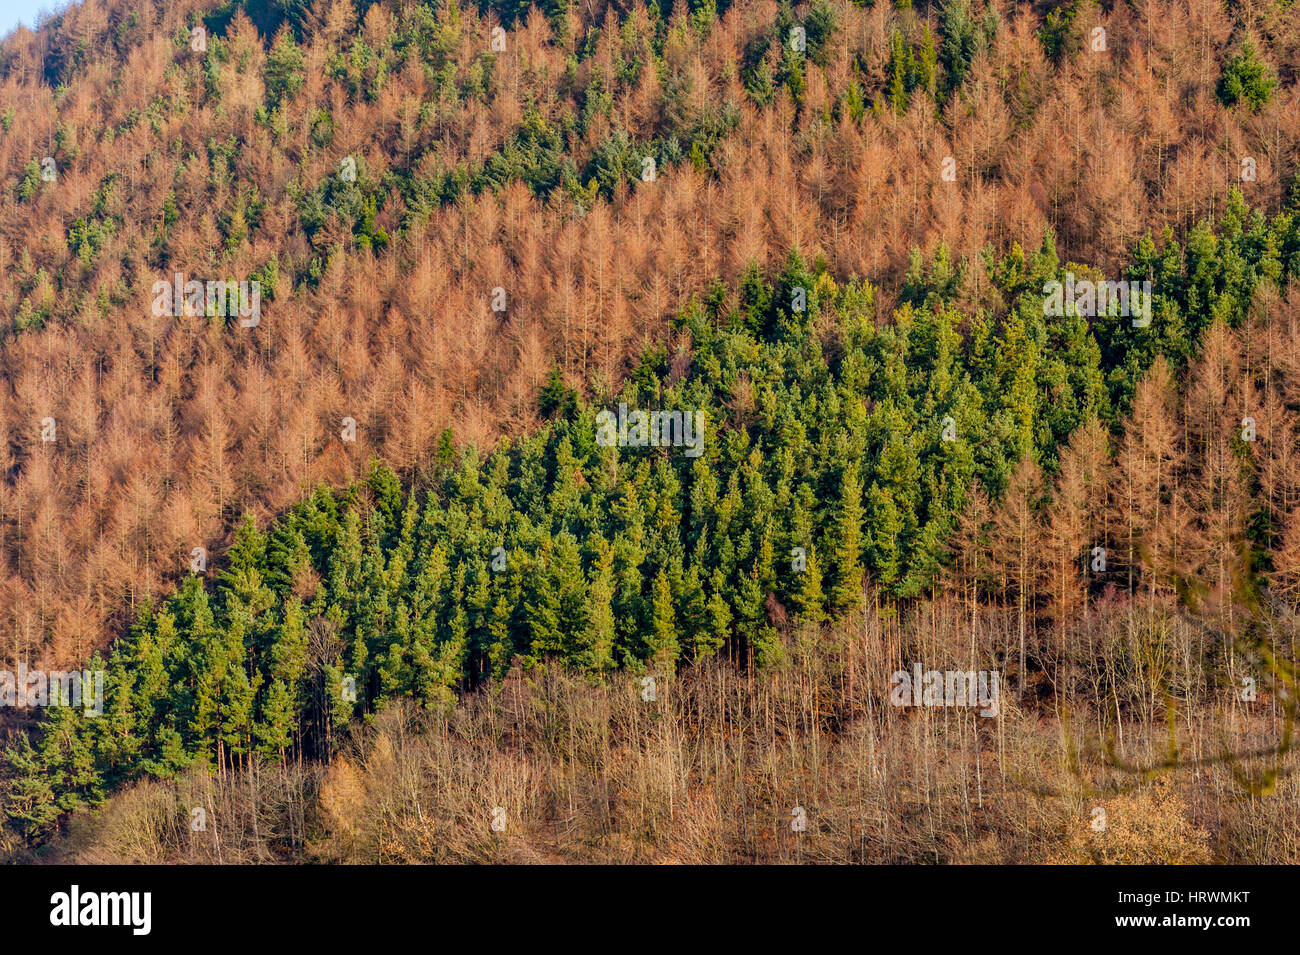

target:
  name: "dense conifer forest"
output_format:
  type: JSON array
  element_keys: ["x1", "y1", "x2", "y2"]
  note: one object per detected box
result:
[{"x1": 2, "y1": 0, "x2": 1300, "y2": 863}]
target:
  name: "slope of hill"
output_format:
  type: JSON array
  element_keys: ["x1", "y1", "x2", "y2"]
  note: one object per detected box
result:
[
  {"x1": 2, "y1": 0, "x2": 1300, "y2": 863},
  {"x1": 9, "y1": 217, "x2": 1300, "y2": 851},
  {"x1": 1, "y1": 0, "x2": 1298, "y2": 673}
]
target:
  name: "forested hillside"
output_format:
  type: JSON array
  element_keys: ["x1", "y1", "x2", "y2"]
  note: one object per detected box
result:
[
  {"x1": 1, "y1": 0, "x2": 1298, "y2": 673},
  {"x1": 9, "y1": 204, "x2": 1300, "y2": 844},
  {"x1": 2, "y1": 0, "x2": 1300, "y2": 862}
]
